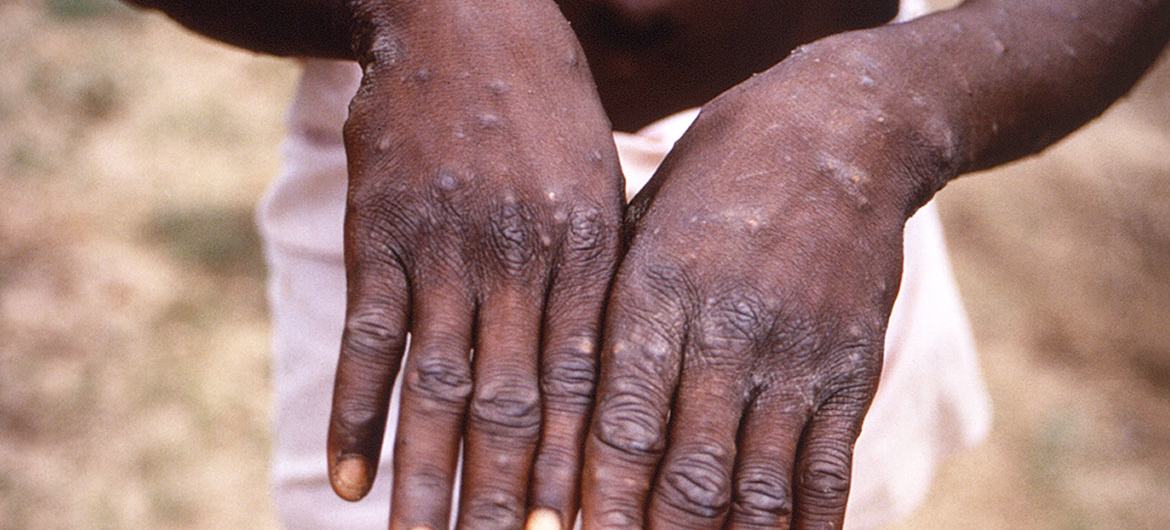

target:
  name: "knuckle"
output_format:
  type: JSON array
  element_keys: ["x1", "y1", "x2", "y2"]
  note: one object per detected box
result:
[
  {"x1": 698, "y1": 289, "x2": 772, "y2": 354},
  {"x1": 469, "y1": 376, "x2": 541, "y2": 435},
  {"x1": 486, "y1": 200, "x2": 540, "y2": 276},
  {"x1": 823, "y1": 374, "x2": 878, "y2": 410},
  {"x1": 817, "y1": 343, "x2": 883, "y2": 405},
  {"x1": 461, "y1": 487, "x2": 524, "y2": 529},
  {"x1": 634, "y1": 262, "x2": 691, "y2": 306},
  {"x1": 564, "y1": 206, "x2": 616, "y2": 263},
  {"x1": 593, "y1": 382, "x2": 667, "y2": 459},
  {"x1": 346, "y1": 204, "x2": 418, "y2": 263},
  {"x1": 767, "y1": 312, "x2": 822, "y2": 359},
  {"x1": 656, "y1": 443, "x2": 733, "y2": 519},
  {"x1": 733, "y1": 463, "x2": 793, "y2": 518},
  {"x1": 542, "y1": 348, "x2": 597, "y2": 410},
  {"x1": 404, "y1": 355, "x2": 472, "y2": 408},
  {"x1": 798, "y1": 444, "x2": 853, "y2": 507},
  {"x1": 343, "y1": 306, "x2": 405, "y2": 361}
]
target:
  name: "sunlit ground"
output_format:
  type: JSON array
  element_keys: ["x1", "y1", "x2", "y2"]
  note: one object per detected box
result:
[{"x1": 2, "y1": 1, "x2": 1169, "y2": 528}]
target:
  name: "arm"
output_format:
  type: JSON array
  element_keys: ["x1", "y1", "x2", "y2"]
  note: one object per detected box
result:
[
  {"x1": 579, "y1": 1, "x2": 1169, "y2": 528},
  {"x1": 125, "y1": 0, "x2": 355, "y2": 58},
  {"x1": 906, "y1": 0, "x2": 1170, "y2": 178},
  {"x1": 803, "y1": 0, "x2": 1170, "y2": 210}
]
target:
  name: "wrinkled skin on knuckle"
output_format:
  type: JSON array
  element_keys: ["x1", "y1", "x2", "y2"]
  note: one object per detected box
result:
[
  {"x1": 593, "y1": 380, "x2": 668, "y2": 459},
  {"x1": 469, "y1": 376, "x2": 541, "y2": 435},
  {"x1": 541, "y1": 352, "x2": 597, "y2": 410},
  {"x1": 345, "y1": 195, "x2": 421, "y2": 267},
  {"x1": 636, "y1": 259, "x2": 691, "y2": 292},
  {"x1": 734, "y1": 463, "x2": 793, "y2": 519},
  {"x1": 828, "y1": 349, "x2": 882, "y2": 396},
  {"x1": 798, "y1": 442, "x2": 853, "y2": 510},
  {"x1": 767, "y1": 314, "x2": 825, "y2": 365},
  {"x1": 613, "y1": 261, "x2": 692, "y2": 325},
  {"x1": 694, "y1": 288, "x2": 775, "y2": 363},
  {"x1": 812, "y1": 330, "x2": 884, "y2": 404},
  {"x1": 342, "y1": 306, "x2": 405, "y2": 362},
  {"x1": 485, "y1": 200, "x2": 541, "y2": 277},
  {"x1": 462, "y1": 487, "x2": 525, "y2": 529},
  {"x1": 404, "y1": 354, "x2": 472, "y2": 410},
  {"x1": 657, "y1": 443, "x2": 734, "y2": 518},
  {"x1": 564, "y1": 205, "x2": 618, "y2": 264}
]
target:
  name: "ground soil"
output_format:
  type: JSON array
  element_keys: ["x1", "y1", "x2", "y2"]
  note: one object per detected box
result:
[{"x1": 2, "y1": 1, "x2": 1168, "y2": 528}]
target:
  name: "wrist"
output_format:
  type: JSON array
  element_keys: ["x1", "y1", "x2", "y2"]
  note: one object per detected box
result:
[
  {"x1": 348, "y1": 0, "x2": 576, "y2": 67},
  {"x1": 813, "y1": 31, "x2": 964, "y2": 216},
  {"x1": 734, "y1": 29, "x2": 963, "y2": 219}
]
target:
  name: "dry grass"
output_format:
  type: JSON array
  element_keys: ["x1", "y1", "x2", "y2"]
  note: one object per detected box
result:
[{"x1": 1, "y1": 1, "x2": 1168, "y2": 528}]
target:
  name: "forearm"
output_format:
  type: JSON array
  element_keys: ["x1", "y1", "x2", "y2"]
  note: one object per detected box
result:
[
  {"x1": 902, "y1": 0, "x2": 1170, "y2": 175},
  {"x1": 125, "y1": 0, "x2": 356, "y2": 58},
  {"x1": 760, "y1": 0, "x2": 1169, "y2": 214},
  {"x1": 126, "y1": 0, "x2": 580, "y2": 67}
]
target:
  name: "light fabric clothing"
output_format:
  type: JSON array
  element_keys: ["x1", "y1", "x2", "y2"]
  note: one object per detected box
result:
[{"x1": 259, "y1": 2, "x2": 989, "y2": 526}]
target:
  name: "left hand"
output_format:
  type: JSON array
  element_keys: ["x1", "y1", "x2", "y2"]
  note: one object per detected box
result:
[{"x1": 580, "y1": 34, "x2": 954, "y2": 529}]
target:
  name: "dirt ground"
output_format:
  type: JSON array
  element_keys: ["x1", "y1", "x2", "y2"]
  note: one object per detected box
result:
[{"x1": 1, "y1": 1, "x2": 1168, "y2": 529}]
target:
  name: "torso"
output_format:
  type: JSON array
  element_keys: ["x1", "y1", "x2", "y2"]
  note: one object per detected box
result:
[{"x1": 556, "y1": 0, "x2": 900, "y2": 130}]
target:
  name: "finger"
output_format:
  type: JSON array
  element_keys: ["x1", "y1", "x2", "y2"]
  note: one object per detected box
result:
[
  {"x1": 725, "y1": 393, "x2": 811, "y2": 530},
  {"x1": 327, "y1": 257, "x2": 410, "y2": 502},
  {"x1": 387, "y1": 279, "x2": 475, "y2": 530},
  {"x1": 645, "y1": 368, "x2": 750, "y2": 530},
  {"x1": 456, "y1": 287, "x2": 544, "y2": 529},
  {"x1": 581, "y1": 284, "x2": 686, "y2": 529},
  {"x1": 527, "y1": 207, "x2": 619, "y2": 530},
  {"x1": 792, "y1": 384, "x2": 875, "y2": 530}
]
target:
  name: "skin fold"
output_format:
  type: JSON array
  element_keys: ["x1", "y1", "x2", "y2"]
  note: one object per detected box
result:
[{"x1": 123, "y1": 0, "x2": 1170, "y2": 528}]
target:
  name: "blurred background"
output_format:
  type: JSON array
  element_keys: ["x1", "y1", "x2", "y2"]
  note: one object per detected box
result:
[{"x1": 1, "y1": 1, "x2": 1168, "y2": 528}]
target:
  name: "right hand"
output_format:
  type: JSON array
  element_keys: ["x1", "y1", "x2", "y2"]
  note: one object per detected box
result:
[{"x1": 327, "y1": 3, "x2": 624, "y2": 529}]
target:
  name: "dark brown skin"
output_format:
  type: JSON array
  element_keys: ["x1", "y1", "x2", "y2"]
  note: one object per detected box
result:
[
  {"x1": 125, "y1": 0, "x2": 1170, "y2": 528},
  {"x1": 335, "y1": 3, "x2": 625, "y2": 529}
]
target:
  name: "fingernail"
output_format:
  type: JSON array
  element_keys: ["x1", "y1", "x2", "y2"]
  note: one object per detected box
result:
[
  {"x1": 332, "y1": 456, "x2": 371, "y2": 501},
  {"x1": 409, "y1": 526, "x2": 436, "y2": 530},
  {"x1": 526, "y1": 508, "x2": 563, "y2": 530}
]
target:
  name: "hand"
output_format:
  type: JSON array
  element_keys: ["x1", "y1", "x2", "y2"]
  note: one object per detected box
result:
[
  {"x1": 581, "y1": 34, "x2": 953, "y2": 529},
  {"x1": 327, "y1": 3, "x2": 624, "y2": 528}
]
